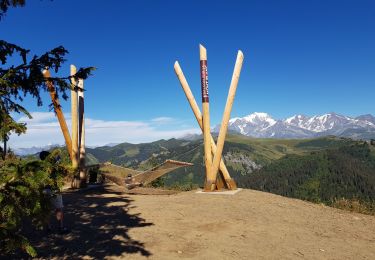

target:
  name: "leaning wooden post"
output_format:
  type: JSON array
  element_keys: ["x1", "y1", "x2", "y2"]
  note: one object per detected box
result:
[
  {"x1": 199, "y1": 44, "x2": 214, "y2": 191},
  {"x1": 70, "y1": 65, "x2": 79, "y2": 187},
  {"x1": 174, "y1": 61, "x2": 237, "y2": 190},
  {"x1": 43, "y1": 69, "x2": 73, "y2": 160},
  {"x1": 78, "y1": 78, "x2": 86, "y2": 187},
  {"x1": 211, "y1": 51, "x2": 244, "y2": 181}
]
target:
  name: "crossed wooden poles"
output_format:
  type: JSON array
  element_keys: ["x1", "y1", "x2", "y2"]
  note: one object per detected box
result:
[
  {"x1": 174, "y1": 45, "x2": 244, "y2": 191},
  {"x1": 42, "y1": 65, "x2": 86, "y2": 188},
  {"x1": 40, "y1": 47, "x2": 241, "y2": 191}
]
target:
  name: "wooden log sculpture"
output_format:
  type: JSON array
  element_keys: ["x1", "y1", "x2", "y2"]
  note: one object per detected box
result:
[
  {"x1": 43, "y1": 69, "x2": 73, "y2": 160},
  {"x1": 174, "y1": 45, "x2": 244, "y2": 191},
  {"x1": 199, "y1": 45, "x2": 214, "y2": 191},
  {"x1": 44, "y1": 66, "x2": 88, "y2": 189},
  {"x1": 174, "y1": 62, "x2": 237, "y2": 190}
]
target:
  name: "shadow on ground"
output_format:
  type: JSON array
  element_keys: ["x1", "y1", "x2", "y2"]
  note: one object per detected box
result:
[{"x1": 30, "y1": 184, "x2": 153, "y2": 259}]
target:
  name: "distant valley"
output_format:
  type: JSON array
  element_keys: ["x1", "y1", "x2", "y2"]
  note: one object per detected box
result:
[{"x1": 14, "y1": 112, "x2": 375, "y2": 156}]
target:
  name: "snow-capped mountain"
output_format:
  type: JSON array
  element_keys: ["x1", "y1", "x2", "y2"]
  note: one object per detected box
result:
[
  {"x1": 355, "y1": 114, "x2": 375, "y2": 125},
  {"x1": 215, "y1": 112, "x2": 375, "y2": 139},
  {"x1": 223, "y1": 112, "x2": 276, "y2": 136}
]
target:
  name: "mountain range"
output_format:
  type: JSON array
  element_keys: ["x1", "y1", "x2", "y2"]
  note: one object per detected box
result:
[
  {"x1": 215, "y1": 112, "x2": 375, "y2": 139},
  {"x1": 13, "y1": 144, "x2": 62, "y2": 156},
  {"x1": 13, "y1": 112, "x2": 375, "y2": 156}
]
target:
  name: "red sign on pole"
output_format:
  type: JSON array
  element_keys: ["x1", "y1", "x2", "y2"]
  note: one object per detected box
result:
[{"x1": 200, "y1": 60, "x2": 209, "y2": 102}]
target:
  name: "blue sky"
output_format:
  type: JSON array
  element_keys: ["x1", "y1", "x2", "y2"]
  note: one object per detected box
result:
[{"x1": 2, "y1": 0, "x2": 375, "y2": 146}]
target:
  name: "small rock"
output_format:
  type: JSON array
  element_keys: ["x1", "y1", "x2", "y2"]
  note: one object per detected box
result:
[
  {"x1": 319, "y1": 249, "x2": 325, "y2": 252},
  {"x1": 177, "y1": 250, "x2": 183, "y2": 254}
]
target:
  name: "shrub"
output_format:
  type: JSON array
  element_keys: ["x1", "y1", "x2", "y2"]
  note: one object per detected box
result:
[
  {"x1": 331, "y1": 198, "x2": 375, "y2": 215},
  {"x1": 0, "y1": 153, "x2": 70, "y2": 257}
]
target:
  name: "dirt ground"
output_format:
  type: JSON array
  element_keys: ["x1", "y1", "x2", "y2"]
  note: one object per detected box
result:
[{"x1": 31, "y1": 183, "x2": 375, "y2": 259}]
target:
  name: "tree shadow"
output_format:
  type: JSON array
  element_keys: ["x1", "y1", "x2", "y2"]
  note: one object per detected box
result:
[{"x1": 29, "y1": 184, "x2": 153, "y2": 259}]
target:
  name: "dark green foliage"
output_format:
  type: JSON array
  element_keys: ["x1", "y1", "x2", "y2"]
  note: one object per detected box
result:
[
  {"x1": 0, "y1": 109, "x2": 27, "y2": 159},
  {"x1": 0, "y1": 39, "x2": 94, "y2": 159},
  {"x1": 0, "y1": 0, "x2": 94, "y2": 256},
  {"x1": 0, "y1": 40, "x2": 95, "y2": 113},
  {"x1": 0, "y1": 151, "x2": 71, "y2": 257},
  {"x1": 149, "y1": 175, "x2": 165, "y2": 188},
  {"x1": 145, "y1": 155, "x2": 165, "y2": 188},
  {"x1": 238, "y1": 143, "x2": 375, "y2": 206},
  {"x1": 0, "y1": 0, "x2": 25, "y2": 20},
  {"x1": 1, "y1": 14, "x2": 94, "y2": 157},
  {"x1": 88, "y1": 165, "x2": 100, "y2": 183}
]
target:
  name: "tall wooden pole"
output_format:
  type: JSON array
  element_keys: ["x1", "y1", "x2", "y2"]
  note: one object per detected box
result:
[
  {"x1": 70, "y1": 65, "x2": 79, "y2": 169},
  {"x1": 43, "y1": 69, "x2": 73, "y2": 160},
  {"x1": 199, "y1": 44, "x2": 214, "y2": 191},
  {"x1": 174, "y1": 61, "x2": 237, "y2": 190},
  {"x1": 78, "y1": 78, "x2": 86, "y2": 187},
  {"x1": 211, "y1": 51, "x2": 244, "y2": 181}
]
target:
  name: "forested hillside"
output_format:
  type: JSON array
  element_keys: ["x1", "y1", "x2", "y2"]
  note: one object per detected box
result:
[{"x1": 238, "y1": 143, "x2": 375, "y2": 206}]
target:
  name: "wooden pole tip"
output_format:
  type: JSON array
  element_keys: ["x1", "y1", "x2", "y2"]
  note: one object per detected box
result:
[
  {"x1": 42, "y1": 69, "x2": 49, "y2": 76},
  {"x1": 199, "y1": 44, "x2": 206, "y2": 49},
  {"x1": 199, "y1": 44, "x2": 207, "y2": 60},
  {"x1": 70, "y1": 64, "x2": 77, "y2": 72},
  {"x1": 174, "y1": 61, "x2": 180, "y2": 69},
  {"x1": 238, "y1": 50, "x2": 244, "y2": 59}
]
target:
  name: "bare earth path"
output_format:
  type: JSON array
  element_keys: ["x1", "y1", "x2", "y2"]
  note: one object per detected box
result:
[{"x1": 32, "y1": 183, "x2": 375, "y2": 259}]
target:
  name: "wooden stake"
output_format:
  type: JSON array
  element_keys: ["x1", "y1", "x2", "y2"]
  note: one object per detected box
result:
[
  {"x1": 70, "y1": 65, "x2": 79, "y2": 169},
  {"x1": 211, "y1": 51, "x2": 244, "y2": 181},
  {"x1": 43, "y1": 69, "x2": 73, "y2": 160},
  {"x1": 174, "y1": 61, "x2": 237, "y2": 189},
  {"x1": 78, "y1": 78, "x2": 86, "y2": 187},
  {"x1": 199, "y1": 44, "x2": 214, "y2": 190}
]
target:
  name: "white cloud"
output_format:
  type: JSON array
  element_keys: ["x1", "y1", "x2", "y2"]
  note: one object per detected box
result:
[
  {"x1": 151, "y1": 117, "x2": 174, "y2": 123},
  {"x1": 19, "y1": 111, "x2": 57, "y2": 123},
  {"x1": 8, "y1": 112, "x2": 200, "y2": 148}
]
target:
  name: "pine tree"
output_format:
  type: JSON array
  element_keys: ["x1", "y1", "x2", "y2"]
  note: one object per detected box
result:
[{"x1": 0, "y1": 1, "x2": 94, "y2": 256}]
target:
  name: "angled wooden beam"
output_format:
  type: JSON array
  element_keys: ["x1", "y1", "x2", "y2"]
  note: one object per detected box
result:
[
  {"x1": 43, "y1": 69, "x2": 73, "y2": 160},
  {"x1": 174, "y1": 61, "x2": 237, "y2": 190},
  {"x1": 211, "y1": 51, "x2": 244, "y2": 182}
]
